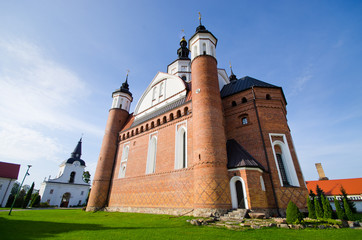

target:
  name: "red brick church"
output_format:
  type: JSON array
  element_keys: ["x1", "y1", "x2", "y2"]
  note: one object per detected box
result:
[{"x1": 87, "y1": 21, "x2": 308, "y2": 217}]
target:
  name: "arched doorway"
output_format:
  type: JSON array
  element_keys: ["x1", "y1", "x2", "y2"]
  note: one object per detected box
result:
[
  {"x1": 60, "y1": 192, "x2": 71, "y2": 207},
  {"x1": 230, "y1": 176, "x2": 248, "y2": 209}
]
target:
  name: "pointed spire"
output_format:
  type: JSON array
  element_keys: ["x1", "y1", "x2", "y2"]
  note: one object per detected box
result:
[
  {"x1": 229, "y1": 61, "x2": 237, "y2": 82},
  {"x1": 71, "y1": 138, "x2": 82, "y2": 159},
  {"x1": 118, "y1": 70, "x2": 132, "y2": 97},
  {"x1": 195, "y1": 12, "x2": 207, "y2": 33}
]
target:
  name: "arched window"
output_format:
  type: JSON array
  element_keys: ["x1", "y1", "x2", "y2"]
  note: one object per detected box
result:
[
  {"x1": 69, "y1": 172, "x2": 76, "y2": 183},
  {"x1": 169, "y1": 113, "x2": 174, "y2": 121},
  {"x1": 157, "y1": 119, "x2": 161, "y2": 126},
  {"x1": 202, "y1": 43, "x2": 206, "y2": 55},
  {"x1": 266, "y1": 94, "x2": 271, "y2": 100},
  {"x1": 175, "y1": 127, "x2": 187, "y2": 169},
  {"x1": 146, "y1": 124, "x2": 149, "y2": 130},
  {"x1": 177, "y1": 110, "x2": 181, "y2": 118},
  {"x1": 181, "y1": 75, "x2": 187, "y2": 81},
  {"x1": 152, "y1": 86, "x2": 157, "y2": 100},
  {"x1": 146, "y1": 136, "x2": 157, "y2": 174},
  {"x1": 122, "y1": 134, "x2": 126, "y2": 140},
  {"x1": 151, "y1": 122, "x2": 155, "y2": 128},
  {"x1": 210, "y1": 45, "x2": 214, "y2": 57},
  {"x1": 232, "y1": 101, "x2": 237, "y2": 107},
  {"x1": 119, "y1": 98, "x2": 123, "y2": 109},
  {"x1": 163, "y1": 116, "x2": 167, "y2": 124},
  {"x1": 260, "y1": 176, "x2": 266, "y2": 191},
  {"x1": 184, "y1": 107, "x2": 189, "y2": 115},
  {"x1": 159, "y1": 82, "x2": 164, "y2": 97},
  {"x1": 193, "y1": 45, "x2": 198, "y2": 58},
  {"x1": 131, "y1": 130, "x2": 134, "y2": 136},
  {"x1": 127, "y1": 132, "x2": 130, "y2": 138},
  {"x1": 119, "y1": 145, "x2": 129, "y2": 178},
  {"x1": 136, "y1": 128, "x2": 139, "y2": 134},
  {"x1": 271, "y1": 136, "x2": 299, "y2": 187},
  {"x1": 242, "y1": 97, "x2": 247, "y2": 103}
]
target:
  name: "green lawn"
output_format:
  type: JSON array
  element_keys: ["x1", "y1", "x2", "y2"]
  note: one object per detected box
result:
[{"x1": 0, "y1": 209, "x2": 360, "y2": 240}]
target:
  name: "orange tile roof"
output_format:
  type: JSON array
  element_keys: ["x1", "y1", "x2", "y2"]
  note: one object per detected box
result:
[
  {"x1": 120, "y1": 113, "x2": 134, "y2": 132},
  {"x1": 306, "y1": 178, "x2": 362, "y2": 196}
]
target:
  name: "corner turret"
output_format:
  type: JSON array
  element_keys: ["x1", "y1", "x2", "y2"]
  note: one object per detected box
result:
[{"x1": 111, "y1": 73, "x2": 133, "y2": 111}]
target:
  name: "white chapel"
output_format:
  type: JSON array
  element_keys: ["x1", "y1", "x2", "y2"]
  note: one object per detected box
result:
[{"x1": 39, "y1": 139, "x2": 90, "y2": 207}]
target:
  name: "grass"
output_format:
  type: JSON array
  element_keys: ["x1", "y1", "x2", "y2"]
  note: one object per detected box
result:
[{"x1": 0, "y1": 209, "x2": 360, "y2": 240}]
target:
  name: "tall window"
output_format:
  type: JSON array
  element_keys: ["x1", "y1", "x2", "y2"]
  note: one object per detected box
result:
[
  {"x1": 119, "y1": 145, "x2": 129, "y2": 178},
  {"x1": 276, "y1": 153, "x2": 289, "y2": 186},
  {"x1": 159, "y1": 82, "x2": 164, "y2": 98},
  {"x1": 202, "y1": 43, "x2": 207, "y2": 55},
  {"x1": 146, "y1": 136, "x2": 157, "y2": 174},
  {"x1": 175, "y1": 126, "x2": 187, "y2": 169},
  {"x1": 69, "y1": 172, "x2": 76, "y2": 183}
]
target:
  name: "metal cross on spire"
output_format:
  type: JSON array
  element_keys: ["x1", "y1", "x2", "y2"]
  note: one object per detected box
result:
[
  {"x1": 198, "y1": 12, "x2": 202, "y2": 25},
  {"x1": 229, "y1": 61, "x2": 234, "y2": 75}
]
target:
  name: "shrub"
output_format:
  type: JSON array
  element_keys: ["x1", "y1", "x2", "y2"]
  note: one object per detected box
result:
[
  {"x1": 343, "y1": 197, "x2": 354, "y2": 221},
  {"x1": 340, "y1": 186, "x2": 357, "y2": 213},
  {"x1": 314, "y1": 197, "x2": 324, "y2": 219},
  {"x1": 286, "y1": 201, "x2": 303, "y2": 224},
  {"x1": 30, "y1": 194, "x2": 41, "y2": 207},
  {"x1": 334, "y1": 196, "x2": 345, "y2": 220},
  {"x1": 22, "y1": 182, "x2": 34, "y2": 208},
  {"x1": 322, "y1": 195, "x2": 333, "y2": 219},
  {"x1": 307, "y1": 196, "x2": 316, "y2": 219},
  {"x1": 39, "y1": 202, "x2": 50, "y2": 208}
]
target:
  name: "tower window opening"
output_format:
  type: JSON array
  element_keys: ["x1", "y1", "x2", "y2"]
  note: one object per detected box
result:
[
  {"x1": 157, "y1": 119, "x2": 161, "y2": 126},
  {"x1": 266, "y1": 94, "x2": 271, "y2": 100},
  {"x1": 163, "y1": 116, "x2": 167, "y2": 124},
  {"x1": 169, "y1": 113, "x2": 174, "y2": 121},
  {"x1": 202, "y1": 43, "x2": 206, "y2": 55},
  {"x1": 140, "y1": 126, "x2": 144, "y2": 132},
  {"x1": 151, "y1": 122, "x2": 155, "y2": 129},
  {"x1": 146, "y1": 124, "x2": 149, "y2": 130},
  {"x1": 184, "y1": 107, "x2": 189, "y2": 115},
  {"x1": 242, "y1": 97, "x2": 247, "y2": 103},
  {"x1": 276, "y1": 153, "x2": 289, "y2": 186},
  {"x1": 177, "y1": 110, "x2": 181, "y2": 118},
  {"x1": 127, "y1": 132, "x2": 130, "y2": 138},
  {"x1": 232, "y1": 101, "x2": 237, "y2": 107},
  {"x1": 136, "y1": 128, "x2": 139, "y2": 134},
  {"x1": 69, "y1": 171, "x2": 76, "y2": 183},
  {"x1": 131, "y1": 130, "x2": 134, "y2": 136},
  {"x1": 122, "y1": 134, "x2": 126, "y2": 140}
]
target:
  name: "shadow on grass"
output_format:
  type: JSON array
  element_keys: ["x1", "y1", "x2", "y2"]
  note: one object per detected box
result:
[{"x1": 0, "y1": 217, "x2": 174, "y2": 240}]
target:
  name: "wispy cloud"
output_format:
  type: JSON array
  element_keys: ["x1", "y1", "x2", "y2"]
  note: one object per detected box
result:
[{"x1": 0, "y1": 39, "x2": 103, "y2": 163}]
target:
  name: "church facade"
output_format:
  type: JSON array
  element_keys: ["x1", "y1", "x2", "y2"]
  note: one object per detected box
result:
[
  {"x1": 87, "y1": 23, "x2": 308, "y2": 217},
  {"x1": 39, "y1": 139, "x2": 90, "y2": 207}
]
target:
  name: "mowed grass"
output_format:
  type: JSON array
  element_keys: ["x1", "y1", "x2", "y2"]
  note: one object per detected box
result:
[{"x1": 0, "y1": 209, "x2": 360, "y2": 240}]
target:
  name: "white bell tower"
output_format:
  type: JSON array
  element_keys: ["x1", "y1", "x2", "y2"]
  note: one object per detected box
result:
[{"x1": 111, "y1": 73, "x2": 133, "y2": 112}]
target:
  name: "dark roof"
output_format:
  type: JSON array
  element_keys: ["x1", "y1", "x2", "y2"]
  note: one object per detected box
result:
[
  {"x1": 0, "y1": 161, "x2": 20, "y2": 179},
  {"x1": 65, "y1": 138, "x2": 86, "y2": 166},
  {"x1": 131, "y1": 97, "x2": 187, "y2": 128},
  {"x1": 226, "y1": 139, "x2": 265, "y2": 170},
  {"x1": 189, "y1": 24, "x2": 218, "y2": 46},
  {"x1": 220, "y1": 76, "x2": 279, "y2": 98},
  {"x1": 113, "y1": 75, "x2": 132, "y2": 97}
]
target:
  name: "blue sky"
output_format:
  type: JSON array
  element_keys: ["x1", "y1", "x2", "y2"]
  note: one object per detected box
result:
[{"x1": 0, "y1": 0, "x2": 361, "y2": 189}]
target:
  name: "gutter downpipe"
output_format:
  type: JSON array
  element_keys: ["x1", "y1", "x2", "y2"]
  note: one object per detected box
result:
[{"x1": 252, "y1": 86, "x2": 281, "y2": 217}]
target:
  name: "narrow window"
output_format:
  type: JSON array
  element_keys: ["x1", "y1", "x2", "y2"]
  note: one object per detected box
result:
[
  {"x1": 50, "y1": 189, "x2": 54, "y2": 194},
  {"x1": 242, "y1": 97, "x2": 247, "y2": 103},
  {"x1": 159, "y1": 82, "x2": 164, "y2": 97},
  {"x1": 193, "y1": 45, "x2": 198, "y2": 58},
  {"x1": 146, "y1": 136, "x2": 157, "y2": 174},
  {"x1": 131, "y1": 130, "x2": 134, "y2": 136},
  {"x1": 122, "y1": 134, "x2": 126, "y2": 140},
  {"x1": 232, "y1": 101, "x2": 237, "y2": 107},
  {"x1": 163, "y1": 116, "x2": 167, "y2": 124},
  {"x1": 169, "y1": 113, "x2": 174, "y2": 121},
  {"x1": 184, "y1": 107, "x2": 189, "y2": 115},
  {"x1": 119, "y1": 145, "x2": 129, "y2": 178},
  {"x1": 157, "y1": 119, "x2": 161, "y2": 126},
  {"x1": 266, "y1": 94, "x2": 271, "y2": 100},
  {"x1": 127, "y1": 132, "x2": 130, "y2": 138},
  {"x1": 152, "y1": 87, "x2": 157, "y2": 100},
  {"x1": 136, "y1": 128, "x2": 139, "y2": 134},
  {"x1": 69, "y1": 172, "x2": 76, "y2": 183},
  {"x1": 146, "y1": 124, "x2": 149, "y2": 130},
  {"x1": 151, "y1": 122, "x2": 155, "y2": 128},
  {"x1": 202, "y1": 43, "x2": 206, "y2": 55},
  {"x1": 242, "y1": 117, "x2": 248, "y2": 125},
  {"x1": 140, "y1": 126, "x2": 144, "y2": 132},
  {"x1": 175, "y1": 127, "x2": 187, "y2": 169},
  {"x1": 177, "y1": 110, "x2": 181, "y2": 118},
  {"x1": 181, "y1": 75, "x2": 187, "y2": 81},
  {"x1": 276, "y1": 153, "x2": 289, "y2": 186}
]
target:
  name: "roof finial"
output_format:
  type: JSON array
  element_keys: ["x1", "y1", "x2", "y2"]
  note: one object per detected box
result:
[
  {"x1": 198, "y1": 12, "x2": 202, "y2": 25},
  {"x1": 80, "y1": 133, "x2": 83, "y2": 141},
  {"x1": 125, "y1": 69, "x2": 130, "y2": 84},
  {"x1": 229, "y1": 61, "x2": 237, "y2": 82}
]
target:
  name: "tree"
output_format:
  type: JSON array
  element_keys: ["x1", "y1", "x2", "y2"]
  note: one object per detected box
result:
[
  {"x1": 307, "y1": 196, "x2": 316, "y2": 219},
  {"x1": 314, "y1": 197, "x2": 323, "y2": 219},
  {"x1": 30, "y1": 194, "x2": 41, "y2": 207},
  {"x1": 316, "y1": 185, "x2": 325, "y2": 208},
  {"x1": 334, "y1": 196, "x2": 345, "y2": 220},
  {"x1": 343, "y1": 197, "x2": 354, "y2": 221},
  {"x1": 322, "y1": 195, "x2": 333, "y2": 219},
  {"x1": 10, "y1": 181, "x2": 20, "y2": 195},
  {"x1": 83, "y1": 171, "x2": 91, "y2": 183},
  {"x1": 340, "y1": 186, "x2": 357, "y2": 213},
  {"x1": 286, "y1": 201, "x2": 303, "y2": 224},
  {"x1": 13, "y1": 189, "x2": 26, "y2": 208},
  {"x1": 22, "y1": 182, "x2": 34, "y2": 208}
]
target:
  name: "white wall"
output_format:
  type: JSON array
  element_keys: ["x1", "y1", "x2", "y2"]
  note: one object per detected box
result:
[{"x1": 0, "y1": 178, "x2": 16, "y2": 207}]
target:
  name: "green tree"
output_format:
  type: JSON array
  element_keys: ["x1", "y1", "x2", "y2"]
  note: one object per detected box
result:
[
  {"x1": 334, "y1": 196, "x2": 345, "y2": 220},
  {"x1": 343, "y1": 197, "x2": 354, "y2": 221},
  {"x1": 82, "y1": 171, "x2": 91, "y2": 183},
  {"x1": 314, "y1": 197, "x2": 323, "y2": 219},
  {"x1": 316, "y1": 185, "x2": 325, "y2": 208},
  {"x1": 22, "y1": 182, "x2": 34, "y2": 208},
  {"x1": 10, "y1": 182, "x2": 20, "y2": 195},
  {"x1": 30, "y1": 194, "x2": 41, "y2": 207},
  {"x1": 13, "y1": 189, "x2": 26, "y2": 208},
  {"x1": 340, "y1": 186, "x2": 357, "y2": 213},
  {"x1": 322, "y1": 195, "x2": 333, "y2": 219},
  {"x1": 286, "y1": 201, "x2": 303, "y2": 224},
  {"x1": 307, "y1": 196, "x2": 316, "y2": 219}
]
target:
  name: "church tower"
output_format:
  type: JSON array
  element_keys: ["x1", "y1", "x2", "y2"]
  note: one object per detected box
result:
[
  {"x1": 87, "y1": 75, "x2": 133, "y2": 211},
  {"x1": 189, "y1": 20, "x2": 232, "y2": 214}
]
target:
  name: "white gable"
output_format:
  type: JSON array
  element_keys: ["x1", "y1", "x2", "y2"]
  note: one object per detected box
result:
[{"x1": 134, "y1": 72, "x2": 187, "y2": 120}]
